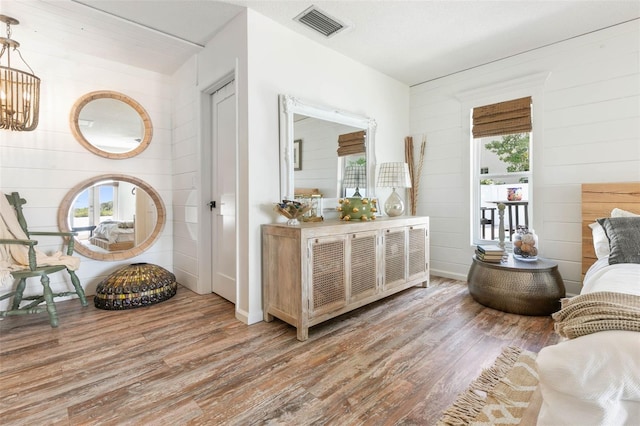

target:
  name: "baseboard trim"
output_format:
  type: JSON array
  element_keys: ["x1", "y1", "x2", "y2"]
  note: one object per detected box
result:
[
  {"x1": 431, "y1": 269, "x2": 467, "y2": 283},
  {"x1": 236, "y1": 308, "x2": 264, "y2": 325}
]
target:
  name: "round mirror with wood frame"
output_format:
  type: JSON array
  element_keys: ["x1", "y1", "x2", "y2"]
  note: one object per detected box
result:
[
  {"x1": 58, "y1": 174, "x2": 166, "y2": 261},
  {"x1": 70, "y1": 91, "x2": 153, "y2": 159}
]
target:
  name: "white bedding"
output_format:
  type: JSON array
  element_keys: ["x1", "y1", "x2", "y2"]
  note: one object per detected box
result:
[
  {"x1": 93, "y1": 220, "x2": 134, "y2": 244},
  {"x1": 536, "y1": 261, "x2": 640, "y2": 425},
  {"x1": 583, "y1": 258, "x2": 640, "y2": 296}
]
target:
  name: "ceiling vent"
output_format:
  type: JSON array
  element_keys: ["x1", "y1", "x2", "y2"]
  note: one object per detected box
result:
[{"x1": 294, "y1": 6, "x2": 347, "y2": 38}]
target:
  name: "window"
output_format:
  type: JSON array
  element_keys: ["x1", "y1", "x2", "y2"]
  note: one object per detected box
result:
[
  {"x1": 472, "y1": 97, "x2": 532, "y2": 244},
  {"x1": 70, "y1": 182, "x2": 119, "y2": 241}
]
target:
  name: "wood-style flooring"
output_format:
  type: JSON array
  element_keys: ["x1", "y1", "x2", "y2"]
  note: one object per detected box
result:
[{"x1": 0, "y1": 277, "x2": 559, "y2": 425}]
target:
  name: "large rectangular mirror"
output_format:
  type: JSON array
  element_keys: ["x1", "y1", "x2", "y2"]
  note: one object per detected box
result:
[{"x1": 279, "y1": 94, "x2": 377, "y2": 212}]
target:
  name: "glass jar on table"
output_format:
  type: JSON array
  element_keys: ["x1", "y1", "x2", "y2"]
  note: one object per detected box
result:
[{"x1": 512, "y1": 225, "x2": 538, "y2": 261}]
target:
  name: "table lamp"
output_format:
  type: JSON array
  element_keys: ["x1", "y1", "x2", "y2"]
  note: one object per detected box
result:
[
  {"x1": 343, "y1": 164, "x2": 365, "y2": 197},
  {"x1": 377, "y1": 162, "x2": 412, "y2": 217}
]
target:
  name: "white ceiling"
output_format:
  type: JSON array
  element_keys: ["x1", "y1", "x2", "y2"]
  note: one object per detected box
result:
[{"x1": 2, "y1": 0, "x2": 639, "y2": 86}]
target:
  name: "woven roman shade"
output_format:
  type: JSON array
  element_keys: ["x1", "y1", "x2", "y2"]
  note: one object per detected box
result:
[
  {"x1": 337, "y1": 130, "x2": 366, "y2": 156},
  {"x1": 472, "y1": 96, "x2": 532, "y2": 138}
]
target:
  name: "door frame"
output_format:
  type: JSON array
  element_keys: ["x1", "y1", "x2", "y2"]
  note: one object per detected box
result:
[{"x1": 198, "y1": 71, "x2": 239, "y2": 301}]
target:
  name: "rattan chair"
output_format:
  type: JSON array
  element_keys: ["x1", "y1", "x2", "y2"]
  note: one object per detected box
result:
[{"x1": 0, "y1": 192, "x2": 87, "y2": 327}]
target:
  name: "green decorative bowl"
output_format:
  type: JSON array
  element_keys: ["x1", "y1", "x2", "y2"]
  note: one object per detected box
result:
[{"x1": 337, "y1": 197, "x2": 377, "y2": 221}]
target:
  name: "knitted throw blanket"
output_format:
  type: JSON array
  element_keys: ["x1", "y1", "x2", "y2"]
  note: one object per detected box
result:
[
  {"x1": 552, "y1": 291, "x2": 640, "y2": 339},
  {"x1": 0, "y1": 194, "x2": 80, "y2": 287}
]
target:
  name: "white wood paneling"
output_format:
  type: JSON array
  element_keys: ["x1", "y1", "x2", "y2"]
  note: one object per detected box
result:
[
  {"x1": 170, "y1": 10, "x2": 409, "y2": 325},
  {"x1": 0, "y1": 41, "x2": 173, "y2": 310},
  {"x1": 410, "y1": 20, "x2": 640, "y2": 295},
  {"x1": 546, "y1": 118, "x2": 639, "y2": 149}
]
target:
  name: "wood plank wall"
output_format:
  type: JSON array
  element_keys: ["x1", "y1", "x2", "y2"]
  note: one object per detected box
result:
[
  {"x1": 0, "y1": 41, "x2": 173, "y2": 309},
  {"x1": 409, "y1": 21, "x2": 640, "y2": 295}
]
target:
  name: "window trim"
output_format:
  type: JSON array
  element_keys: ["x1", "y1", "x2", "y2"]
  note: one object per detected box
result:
[{"x1": 455, "y1": 72, "x2": 549, "y2": 247}]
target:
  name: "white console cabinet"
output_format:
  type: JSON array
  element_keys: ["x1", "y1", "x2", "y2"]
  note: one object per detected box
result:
[{"x1": 262, "y1": 216, "x2": 429, "y2": 340}]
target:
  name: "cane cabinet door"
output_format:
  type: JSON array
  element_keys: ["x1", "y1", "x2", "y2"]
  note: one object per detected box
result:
[
  {"x1": 348, "y1": 230, "x2": 379, "y2": 303},
  {"x1": 382, "y1": 227, "x2": 407, "y2": 290},
  {"x1": 408, "y1": 224, "x2": 429, "y2": 282},
  {"x1": 308, "y1": 235, "x2": 347, "y2": 318}
]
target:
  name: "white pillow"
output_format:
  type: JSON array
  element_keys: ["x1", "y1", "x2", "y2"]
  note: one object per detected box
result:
[
  {"x1": 611, "y1": 208, "x2": 640, "y2": 217},
  {"x1": 589, "y1": 221, "x2": 610, "y2": 259}
]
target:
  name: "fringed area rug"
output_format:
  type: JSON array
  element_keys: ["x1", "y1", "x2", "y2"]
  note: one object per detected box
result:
[{"x1": 438, "y1": 346, "x2": 538, "y2": 426}]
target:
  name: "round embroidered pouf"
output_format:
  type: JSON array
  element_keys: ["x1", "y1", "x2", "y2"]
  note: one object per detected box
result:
[{"x1": 94, "y1": 263, "x2": 177, "y2": 310}]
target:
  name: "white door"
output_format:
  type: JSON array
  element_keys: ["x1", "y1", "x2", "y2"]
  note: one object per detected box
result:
[{"x1": 210, "y1": 81, "x2": 236, "y2": 303}]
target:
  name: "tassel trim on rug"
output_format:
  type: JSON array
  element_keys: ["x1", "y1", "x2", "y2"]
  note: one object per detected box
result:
[{"x1": 437, "y1": 346, "x2": 524, "y2": 426}]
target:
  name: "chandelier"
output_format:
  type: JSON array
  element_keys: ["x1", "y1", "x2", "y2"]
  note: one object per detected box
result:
[{"x1": 0, "y1": 14, "x2": 40, "y2": 131}]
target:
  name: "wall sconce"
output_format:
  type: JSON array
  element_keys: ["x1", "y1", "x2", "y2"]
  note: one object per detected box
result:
[
  {"x1": 377, "y1": 162, "x2": 412, "y2": 217},
  {"x1": 343, "y1": 164, "x2": 365, "y2": 197},
  {"x1": 1, "y1": 15, "x2": 40, "y2": 131}
]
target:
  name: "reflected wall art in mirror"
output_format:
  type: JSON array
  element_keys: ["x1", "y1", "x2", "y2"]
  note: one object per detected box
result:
[
  {"x1": 58, "y1": 175, "x2": 166, "y2": 261},
  {"x1": 70, "y1": 91, "x2": 153, "y2": 159}
]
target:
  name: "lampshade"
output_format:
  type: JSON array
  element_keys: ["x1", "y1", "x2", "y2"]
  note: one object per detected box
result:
[
  {"x1": 0, "y1": 15, "x2": 40, "y2": 131},
  {"x1": 377, "y1": 162, "x2": 412, "y2": 189},
  {"x1": 377, "y1": 162, "x2": 411, "y2": 217},
  {"x1": 343, "y1": 164, "x2": 365, "y2": 191}
]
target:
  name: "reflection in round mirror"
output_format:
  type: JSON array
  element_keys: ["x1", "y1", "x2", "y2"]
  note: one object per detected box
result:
[
  {"x1": 70, "y1": 91, "x2": 153, "y2": 159},
  {"x1": 58, "y1": 175, "x2": 166, "y2": 261}
]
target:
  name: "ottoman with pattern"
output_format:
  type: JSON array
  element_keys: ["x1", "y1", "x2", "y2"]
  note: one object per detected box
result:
[{"x1": 94, "y1": 263, "x2": 177, "y2": 310}]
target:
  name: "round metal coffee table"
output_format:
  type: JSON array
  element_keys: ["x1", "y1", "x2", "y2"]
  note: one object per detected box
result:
[{"x1": 467, "y1": 254, "x2": 565, "y2": 315}]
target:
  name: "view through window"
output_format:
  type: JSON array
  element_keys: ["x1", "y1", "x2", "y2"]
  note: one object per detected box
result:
[
  {"x1": 476, "y1": 133, "x2": 531, "y2": 242},
  {"x1": 472, "y1": 96, "x2": 532, "y2": 244},
  {"x1": 71, "y1": 183, "x2": 118, "y2": 242}
]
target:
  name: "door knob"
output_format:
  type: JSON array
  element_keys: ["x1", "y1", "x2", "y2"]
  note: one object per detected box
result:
[{"x1": 209, "y1": 201, "x2": 216, "y2": 210}]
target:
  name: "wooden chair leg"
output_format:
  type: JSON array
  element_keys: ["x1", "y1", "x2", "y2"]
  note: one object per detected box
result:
[
  {"x1": 490, "y1": 209, "x2": 495, "y2": 240},
  {"x1": 11, "y1": 278, "x2": 27, "y2": 310},
  {"x1": 68, "y1": 269, "x2": 88, "y2": 307},
  {"x1": 40, "y1": 274, "x2": 59, "y2": 328}
]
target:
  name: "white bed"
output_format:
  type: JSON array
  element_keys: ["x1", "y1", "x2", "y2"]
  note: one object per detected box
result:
[
  {"x1": 89, "y1": 220, "x2": 135, "y2": 251},
  {"x1": 536, "y1": 182, "x2": 640, "y2": 426}
]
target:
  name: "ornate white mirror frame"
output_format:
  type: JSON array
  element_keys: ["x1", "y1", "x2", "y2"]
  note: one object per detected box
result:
[
  {"x1": 278, "y1": 94, "x2": 377, "y2": 201},
  {"x1": 70, "y1": 90, "x2": 153, "y2": 159},
  {"x1": 58, "y1": 174, "x2": 166, "y2": 261}
]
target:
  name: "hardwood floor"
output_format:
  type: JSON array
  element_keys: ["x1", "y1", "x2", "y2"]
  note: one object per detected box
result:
[{"x1": 0, "y1": 277, "x2": 559, "y2": 425}]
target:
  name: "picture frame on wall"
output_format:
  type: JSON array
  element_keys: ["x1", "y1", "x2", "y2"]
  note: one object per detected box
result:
[{"x1": 294, "y1": 139, "x2": 302, "y2": 171}]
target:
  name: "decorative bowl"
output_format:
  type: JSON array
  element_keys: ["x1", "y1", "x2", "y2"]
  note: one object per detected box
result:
[
  {"x1": 274, "y1": 200, "x2": 310, "y2": 225},
  {"x1": 337, "y1": 197, "x2": 377, "y2": 221}
]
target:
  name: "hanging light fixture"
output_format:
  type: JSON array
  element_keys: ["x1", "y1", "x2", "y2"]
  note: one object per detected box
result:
[{"x1": 0, "y1": 14, "x2": 40, "y2": 131}]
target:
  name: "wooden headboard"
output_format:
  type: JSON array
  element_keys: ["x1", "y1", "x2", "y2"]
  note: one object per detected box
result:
[{"x1": 581, "y1": 182, "x2": 640, "y2": 276}]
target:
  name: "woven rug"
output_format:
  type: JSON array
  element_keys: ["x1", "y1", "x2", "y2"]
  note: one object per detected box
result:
[{"x1": 438, "y1": 346, "x2": 539, "y2": 426}]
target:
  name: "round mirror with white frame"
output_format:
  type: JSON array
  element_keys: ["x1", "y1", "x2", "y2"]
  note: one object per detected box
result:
[
  {"x1": 70, "y1": 91, "x2": 153, "y2": 159},
  {"x1": 278, "y1": 94, "x2": 377, "y2": 207},
  {"x1": 58, "y1": 174, "x2": 166, "y2": 261}
]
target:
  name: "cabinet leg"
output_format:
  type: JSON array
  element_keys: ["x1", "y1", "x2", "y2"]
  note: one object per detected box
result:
[
  {"x1": 296, "y1": 327, "x2": 309, "y2": 341},
  {"x1": 264, "y1": 313, "x2": 274, "y2": 322}
]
